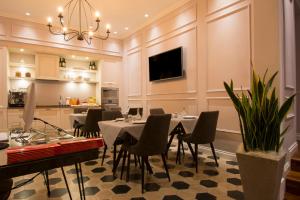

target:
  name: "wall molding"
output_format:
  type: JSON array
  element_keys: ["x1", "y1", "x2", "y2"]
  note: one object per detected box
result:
[
  {"x1": 217, "y1": 128, "x2": 240, "y2": 135},
  {"x1": 145, "y1": 24, "x2": 197, "y2": 48},
  {"x1": 144, "y1": 1, "x2": 197, "y2": 43},
  {"x1": 206, "y1": 0, "x2": 246, "y2": 16},
  {"x1": 198, "y1": 144, "x2": 237, "y2": 160},
  {"x1": 206, "y1": 87, "x2": 250, "y2": 93},
  {"x1": 206, "y1": 1, "x2": 250, "y2": 23},
  {"x1": 146, "y1": 97, "x2": 197, "y2": 101},
  {"x1": 146, "y1": 90, "x2": 197, "y2": 96},
  {"x1": 206, "y1": 97, "x2": 230, "y2": 100}
]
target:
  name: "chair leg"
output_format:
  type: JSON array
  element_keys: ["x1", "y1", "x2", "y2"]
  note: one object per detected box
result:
[
  {"x1": 210, "y1": 143, "x2": 219, "y2": 167},
  {"x1": 120, "y1": 150, "x2": 127, "y2": 180},
  {"x1": 195, "y1": 144, "x2": 198, "y2": 173},
  {"x1": 134, "y1": 155, "x2": 137, "y2": 167},
  {"x1": 113, "y1": 143, "x2": 117, "y2": 169},
  {"x1": 187, "y1": 142, "x2": 196, "y2": 161},
  {"x1": 101, "y1": 144, "x2": 107, "y2": 166},
  {"x1": 113, "y1": 148, "x2": 124, "y2": 174},
  {"x1": 141, "y1": 156, "x2": 145, "y2": 193},
  {"x1": 165, "y1": 133, "x2": 175, "y2": 157},
  {"x1": 181, "y1": 141, "x2": 185, "y2": 156},
  {"x1": 176, "y1": 138, "x2": 181, "y2": 164},
  {"x1": 161, "y1": 154, "x2": 171, "y2": 182},
  {"x1": 126, "y1": 153, "x2": 131, "y2": 182},
  {"x1": 145, "y1": 157, "x2": 153, "y2": 174}
]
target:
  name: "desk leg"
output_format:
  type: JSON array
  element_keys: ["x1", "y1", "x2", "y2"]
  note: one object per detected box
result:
[
  {"x1": 75, "y1": 163, "x2": 83, "y2": 200},
  {"x1": 43, "y1": 171, "x2": 50, "y2": 197},
  {"x1": 79, "y1": 163, "x2": 86, "y2": 200},
  {"x1": 61, "y1": 167, "x2": 72, "y2": 200}
]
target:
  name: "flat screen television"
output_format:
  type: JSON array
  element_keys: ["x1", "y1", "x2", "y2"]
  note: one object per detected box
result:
[{"x1": 148, "y1": 47, "x2": 183, "y2": 82}]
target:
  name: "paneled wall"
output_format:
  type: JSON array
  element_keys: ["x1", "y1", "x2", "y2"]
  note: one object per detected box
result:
[
  {"x1": 0, "y1": 17, "x2": 123, "y2": 57},
  {"x1": 122, "y1": 0, "x2": 251, "y2": 150}
]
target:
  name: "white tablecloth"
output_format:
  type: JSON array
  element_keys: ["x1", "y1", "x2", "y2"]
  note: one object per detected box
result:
[
  {"x1": 99, "y1": 121, "x2": 145, "y2": 148},
  {"x1": 69, "y1": 113, "x2": 87, "y2": 127},
  {"x1": 99, "y1": 117, "x2": 198, "y2": 148}
]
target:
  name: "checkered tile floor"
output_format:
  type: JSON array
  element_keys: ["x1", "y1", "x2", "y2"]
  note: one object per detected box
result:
[{"x1": 9, "y1": 144, "x2": 244, "y2": 200}]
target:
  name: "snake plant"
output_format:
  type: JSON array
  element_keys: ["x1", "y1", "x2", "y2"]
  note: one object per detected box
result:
[{"x1": 224, "y1": 70, "x2": 295, "y2": 152}]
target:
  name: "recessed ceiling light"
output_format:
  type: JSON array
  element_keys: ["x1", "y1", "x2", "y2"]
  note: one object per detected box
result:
[
  {"x1": 71, "y1": 55, "x2": 75, "y2": 58},
  {"x1": 124, "y1": 27, "x2": 129, "y2": 30},
  {"x1": 113, "y1": 31, "x2": 118, "y2": 34},
  {"x1": 25, "y1": 12, "x2": 31, "y2": 16},
  {"x1": 20, "y1": 48, "x2": 24, "y2": 52},
  {"x1": 144, "y1": 13, "x2": 149, "y2": 18}
]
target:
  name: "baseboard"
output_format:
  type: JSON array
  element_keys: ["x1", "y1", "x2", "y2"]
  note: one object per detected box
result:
[{"x1": 198, "y1": 145, "x2": 237, "y2": 161}]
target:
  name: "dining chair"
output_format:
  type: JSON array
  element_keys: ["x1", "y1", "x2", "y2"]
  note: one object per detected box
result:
[
  {"x1": 80, "y1": 109, "x2": 104, "y2": 138},
  {"x1": 73, "y1": 108, "x2": 88, "y2": 137},
  {"x1": 178, "y1": 111, "x2": 219, "y2": 172},
  {"x1": 121, "y1": 114, "x2": 172, "y2": 193},
  {"x1": 128, "y1": 107, "x2": 143, "y2": 116},
  {"x1": 101, "y1": 110, "x2": 124, "y2": 166},
  {"x1": 149, "y1": 108, "x2": 165, "y2": 115}
]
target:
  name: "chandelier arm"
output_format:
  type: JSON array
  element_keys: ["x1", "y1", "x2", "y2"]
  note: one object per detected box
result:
[
  {"x1": 83, "y1": 0, "x2": 94, "y2": 10},
  {"x1": 92, "y1": 20, "x2": 100, "y2": 32},
  {"x1": 93, "y1": 31, "x2": 110, "y2": 40},
  {"x1": 69, "y1": 0, "x2": 79, "y2": 26},
  {"x1": 64, "y1": 32, "x2": 79, "y2": 41},
  {"x1": 59, "y1": 16, "x2": 65, "y2": 27},
  {"x1": 48, "y1": 25, "x2": 63, "y2": 35},
  {"x1": 83, "y1": 34, "x2": 92, "y2": 45},
  {"x1": 81, "y1": 1, "x2": 89, "y2": 30}
]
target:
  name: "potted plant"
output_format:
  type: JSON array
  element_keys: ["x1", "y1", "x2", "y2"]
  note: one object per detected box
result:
[{"x1": 224, "y1": 70, "x2": 295, "y2": 200}]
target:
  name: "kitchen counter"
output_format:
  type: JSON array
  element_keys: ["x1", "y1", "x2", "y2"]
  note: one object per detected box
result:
[{"x1": 7, "y1": 105, "x2": 101, "y2": 109}]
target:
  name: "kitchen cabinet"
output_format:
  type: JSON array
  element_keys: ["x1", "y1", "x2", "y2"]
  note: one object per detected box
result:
[
  {"x1": 7, "y1": 109, "x2": 24, "y2": 130},
  {"x1": 60, "y1": 108, "x2": 73, "y2": 130},
  {"x1": 101, "y1": 61, "x2": 122, "y2": 87},
  {"x1": 36, "y1": 54, "x2": 59, "y2": 80},
  {"x1": 0, "y1": 108, "x2": 7, "y2": 131}
]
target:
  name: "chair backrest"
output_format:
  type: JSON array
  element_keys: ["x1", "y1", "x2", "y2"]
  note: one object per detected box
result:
[
  {"x1": 150, "y1": 108, "x2": 165, "y2": 115},
  {"x1": 128, "y1": 107, "x2": 143, "y2": 116},
  {"x1": 133, "y1": 114, "x2": 171, "y2": 156},
  {"x1": 84, "y1": 109, "x2": 104, "y2": 132},
  {"x1": 191, "y1": 111, "x2": 219, "y2": 144},
  {"x1": 102, "y1": 110, "x2": 123, "y2": 121},
  {"x1": 74, "y1": 107, "x2": 87, "y2": 113}
]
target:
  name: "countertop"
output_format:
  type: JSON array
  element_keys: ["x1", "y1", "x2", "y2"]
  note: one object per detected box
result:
[{"x1": 7, "y1": 105, "x2": 101, "y2": 109}]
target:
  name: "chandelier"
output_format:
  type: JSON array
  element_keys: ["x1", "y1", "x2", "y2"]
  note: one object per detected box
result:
[{"x1": 47, "y1": 0, "x2": 110, "y2": 45}]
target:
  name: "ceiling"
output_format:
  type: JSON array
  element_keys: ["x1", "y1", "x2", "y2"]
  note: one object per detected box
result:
[{"x1": 0, "y1": 0, "x2": 187, "y2": 39}]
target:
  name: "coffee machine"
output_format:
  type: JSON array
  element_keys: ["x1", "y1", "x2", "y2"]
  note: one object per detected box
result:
[{"x1": 8, "y1": 90, "x2": 26, "y2": 107}]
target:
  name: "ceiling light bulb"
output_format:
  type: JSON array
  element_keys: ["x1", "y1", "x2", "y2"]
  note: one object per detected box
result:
[
  {"x1": 57, "y1": 6, "x2": 63, "y2": 13},
  {"x1": 95, "y1": 11, "x2": 100, "y2": 18},
  {"x1": 106, "y1": 24, "x2": 111, "y2": 31},
  {"x1": 88, "y1": 31, "x2": 94, "y2": 37},
  {"x1": 62, "y1": 27, "x2": 68, "y2": 32},
  {"x1": 144, "y1": 13, "x2": 149, "y2": 18},
  {"x1": 25, "y1": 12, "x2": 31, "y2": 16},
  {"x1": 20, "y1": 49, "x2": 24, "y2": 52},
  {"x1": 47, "y1": 17, "x2": 52, "y2": 24}
]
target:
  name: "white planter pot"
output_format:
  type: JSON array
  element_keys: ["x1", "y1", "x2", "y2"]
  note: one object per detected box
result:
[{"x1": 236, "y1": 144, "x2": 286, "y2": 200}]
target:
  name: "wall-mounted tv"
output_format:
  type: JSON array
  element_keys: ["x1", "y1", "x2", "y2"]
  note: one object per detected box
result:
[{"x1": 148, "y1": 47, "x2": 183, "y2": 82}]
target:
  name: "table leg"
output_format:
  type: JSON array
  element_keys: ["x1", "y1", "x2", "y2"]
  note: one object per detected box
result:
[
  {"x1": 61, "y1": 167, "x2": 72, "y2": 200},
  {"x1": 79, "y1": 163, "x2": 86, "y2": 200},
  {"x1": 75, "y1": 163, "x2": 83, "y2": 200},
  {"x1": 43, "y1": 171, "x2": 50, "y2": 197}
]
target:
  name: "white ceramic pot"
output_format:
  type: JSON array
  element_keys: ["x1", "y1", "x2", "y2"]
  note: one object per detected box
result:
[{"x1": 236, "y1": 144, "x2": 286, "y2": 200}]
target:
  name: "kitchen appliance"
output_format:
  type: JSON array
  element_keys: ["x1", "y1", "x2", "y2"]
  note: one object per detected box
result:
[
  {"x1": 101, "y1": 87, "x2": 119, "y2": 110},
  {"x1": 8, "y1": 90, "x2": 26, "y2": 107}
]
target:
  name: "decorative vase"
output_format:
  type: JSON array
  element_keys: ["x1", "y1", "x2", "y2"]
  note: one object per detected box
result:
[{"x1": 236, "y1": 144, "x2": 286, "y2": 200}]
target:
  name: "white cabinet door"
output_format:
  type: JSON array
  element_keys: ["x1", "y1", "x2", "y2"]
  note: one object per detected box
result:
[
  {"x1": 60, "y1": 108, "x2": 73, "y2": 130},
  {"x1": 7, "y1": 109, "x2": 24, "y2": 130},
  {"x1": 36, "y1": 54, "x2": 59, "y2": 80},
  {"x1": 0, "y1": 108, "x2": 7, "y2": 131},
  {"x1": 101, "y1": 61, "x2": 122, "y2": 87}
]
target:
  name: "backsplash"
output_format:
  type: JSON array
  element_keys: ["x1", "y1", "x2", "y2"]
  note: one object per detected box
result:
[{"x1": 35, "y1": 80, "x2": 96, "y2": 105}]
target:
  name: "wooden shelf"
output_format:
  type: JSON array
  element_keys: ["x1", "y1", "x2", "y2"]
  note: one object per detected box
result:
[
  {"x1": 35, "y1": 77, "x2": 98, "y2": 84},
  {"x1": 59, "y1": 67, "x2": 97, "y2": 74},
  {"x1": 9, "y1": 76, "x2": 35, "y2": 81},
  {"x1": 10, "y1": 62, "x2": 36, "y2": 68}
]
